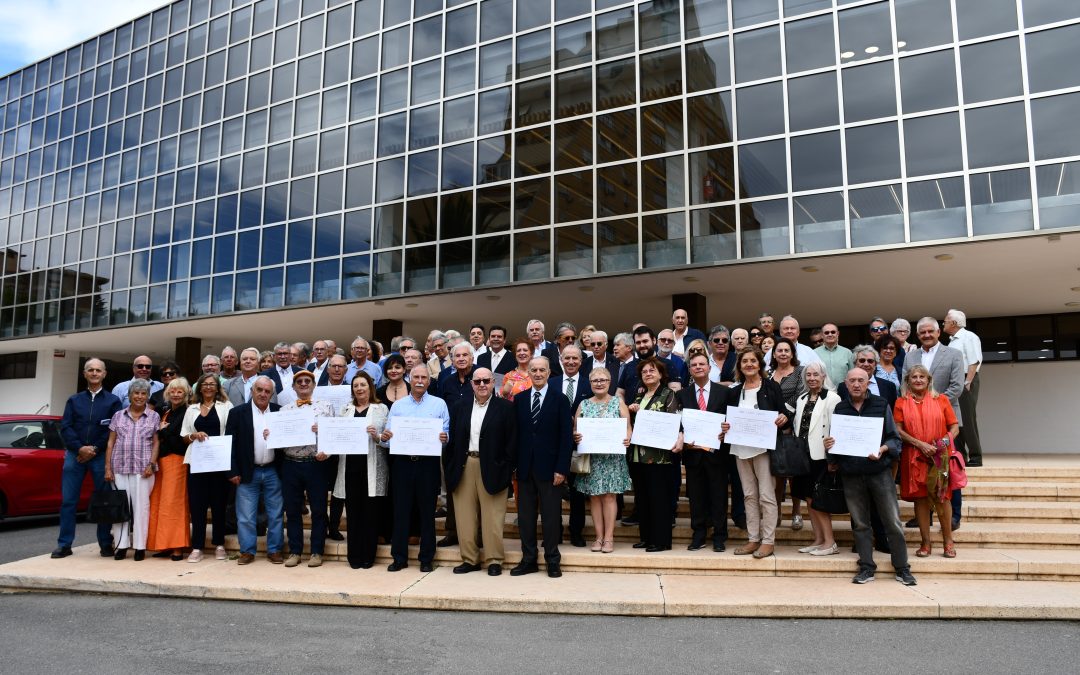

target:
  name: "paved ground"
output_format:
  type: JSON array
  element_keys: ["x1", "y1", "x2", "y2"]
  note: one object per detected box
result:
[{"x1": 3, "y1": 518, "x2": 1080, "y2": 674}]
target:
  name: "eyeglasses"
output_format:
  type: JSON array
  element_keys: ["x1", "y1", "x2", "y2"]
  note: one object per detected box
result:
[
  {"x1": 161, "y1": 371, "x2": 176, "y2": 378},
  {"x1": 559, "y1": 335, "x2": 577, "y2": 342},
  {"x1": 590, "y1": 341, "x2": 605, "y2": 347},
  {"x1": 822, "y1": 330, "x2": 838, "y2": 335},
  {"x1": 657, "y1": 337, "x2": 674, "y2": 343},
  {"x1": 870, "y1": 326, "x2": 888, "y2": 333},
  {"x1": 134, "y1": 364, "x2": 152, "y2": 369},
  {"x1": 471, "y1": 378, "x2": 493, "y2": 385},
  {"x1": 711, "y1": 337, "x2": 729, "y2": 344},
  {"x1": 856, "y1": 358, "x2": 877, "y2": 364},
  {"x1": 590, "y1": 379, "x2": 610, "y2": 384}
]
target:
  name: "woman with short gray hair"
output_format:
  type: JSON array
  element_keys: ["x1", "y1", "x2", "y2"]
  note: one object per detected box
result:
[
  {"x1": 890, "y1": 318, "x2": 917, "y2": 354},
  {"x1": 104, "y1": 378, "x2": 160, "y2": 561}
]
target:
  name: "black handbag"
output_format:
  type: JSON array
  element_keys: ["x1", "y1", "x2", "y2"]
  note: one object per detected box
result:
[
  {"x1": 769, "y1": 434, "x2": 811, "y2": 478},
  {"x1": 810, "y1": 471, "x2": 848, "y2": 514},
  {"x1": 87, "y1": 481, "x2": 132, "y2": 525}
]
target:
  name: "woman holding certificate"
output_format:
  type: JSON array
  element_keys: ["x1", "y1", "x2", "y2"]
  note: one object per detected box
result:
[
  {"x1": 627, "y1": 358, "x2": 681, "y2": 553},
  {"x1": 728, "y1": 348, "x2": 789, "y2": 559},
  {"x1": 499, "y1": 338, "x2": 534, "y2": 400},
  {"x1": 792, "y1": 363, "x2": 841, "y2": 556},
  {"x1": 894, "y1": 365, "x2": 960, "y2": 558},
  {"x1": 180, "y1": 374, "x2": 233, "y2": 563},
  {"x1": 769, "y1": 338, "x2": 806, "y2": 531},
  {"x1": 148, "y1": 378, "x2": 192, "y2": 561},
  {"x1": 573, "y1": 367, "x2": 632, "y2": 553},
  {"x1": 335, "y1": 371, "x2": 390, "y2": 569}
]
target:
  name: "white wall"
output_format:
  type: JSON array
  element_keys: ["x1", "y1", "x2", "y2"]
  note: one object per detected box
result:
[
  {"x1": 978, "y1": 361, "x2": 1080, "y2": 454},
  {"x1": 0, "y1": 350, "x2": 58, "y2": 415}
]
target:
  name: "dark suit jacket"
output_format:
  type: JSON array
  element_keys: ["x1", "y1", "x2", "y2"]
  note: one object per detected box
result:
[
  {"x1": 837, "y1": 377, "x2": 898, "y2": 409},
  {"x1": 538, "y1": 342, "x2": 563, "y2": 377},
  {"x1": 617, "y1": 355, "x2": 680, "y2": 405},
  {"x1": 514, "y1": 386, "x2": 574, "y2": 481},
  {"x1": 444, "y1": 397, "x2": 517, "y2": 495},
  {"x1": 226, "y1": 400, "x2": 282, "y2": 483},
  {"x1": 548, "y1": 373, "x2": 592, "y2": 414},
  {"x1": 260, "y1": 365, "x2": 302, "y2": 393},
  {"x1": 676, "y1": 382, "x2": 731, "y2": 466},
  {"x1": 676, "y1": 327, "x2": 707, "y2": 350},
  {"x1": 583, "y1": 354, "x2": 619, "y2": 395},
  {"x1": 476, "y1": 349, "x2": 514, "y2": 375}
]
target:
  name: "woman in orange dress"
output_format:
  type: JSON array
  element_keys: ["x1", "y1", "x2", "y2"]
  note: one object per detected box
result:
[
  {"x1": 894, "y1": 365, "x2": 960, "y2": 558},
  {"x1": 498, "y1": 338, "x2": 534, "y2": 400}
]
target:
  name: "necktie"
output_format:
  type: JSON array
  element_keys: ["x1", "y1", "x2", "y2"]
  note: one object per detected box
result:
[
  {"x1": 565, "y1": 377, "x2": 574, "y2": 402},
  {"x1": 491, "y1": 351, "x2": 501, "y2": 370},
  {"x1": 531, "y1": 390, "x2": 542, "y2": 424},
  {"x1": 697, "y1": 387, "x2": 707, "y2": 411}
]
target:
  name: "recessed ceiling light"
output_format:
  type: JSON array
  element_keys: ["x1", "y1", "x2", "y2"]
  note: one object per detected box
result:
[
  {"x1": 683, "y1": 276, "x2": 698, "y2": 282},
  {"x1": 486, "y1": 295, "x2": 500, "y2": 301},
  {"x1": 405, "y1": 302, "x2": 418, "y2": 308},
  {"x1": 801, "y1": 266, "x2": 818, "y2": 273},
  {"x1": 896, "y1": 40, "x2": 907, "y2": 48},
  {"x1": 865, "y1": 45, "x2": 879, "y2": 54},
  {"x1": 1067, "y1": 301, "x2": 1080, "y2": 308},
  {"x1": 934, "y1": 254, "x2": 954, "y2": 261},
  {"x1": 579, "y1": 285, "x2": 594, "y2": 292},
  {"x1": 841, "y1": 51, "x2": 855, "y2": 59}
]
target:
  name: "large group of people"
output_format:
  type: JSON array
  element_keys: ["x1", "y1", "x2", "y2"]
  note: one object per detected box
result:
[{"x1": 52, "y1": 308, "x2": 984, "y2": 586}]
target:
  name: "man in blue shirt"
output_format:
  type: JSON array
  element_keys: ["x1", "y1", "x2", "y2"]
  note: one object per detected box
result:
[{"x1": 110, "y1": 355, "x2": 164, "y2": 407}]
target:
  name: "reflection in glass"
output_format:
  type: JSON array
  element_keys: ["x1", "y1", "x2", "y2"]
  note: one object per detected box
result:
[
  {"x1": 794, "y1": 192, "x2": 846, "y2": 253},
  {"x1": 556, "y1": 67, "x2": 592, "y2": 118},
  {"x1": 909, "y1": 176, "x2": 967, "y2": 241},
  {"x1": 445, "y1": 5, "x2": 477, "y2": 51},
  {"x1": 407, "y1": 150, "x2": 439, "y2": 197},
  {"x1": 904, "y1": 113, "x2": 963, "y2": 176},
  {"x1": 597, "y1": 57, "x2": 636, "y2": 110},
  {"x1": 555, "y1": 170, "x2": 593, "y2": 223},
  {"x1": 517, "y1": 78, "x2": 551, "y2": 126},
  {"x1": 478, "y1": 87, "x2": 512, "y2": 135},
  {"x1": 481, "y1": 0, "x2": 513, "y2": 42},
  {"x1": 899, "y1": 50, "x2": 957, "y2": 114},
  {"x1": 259, "y1": 267, "x2": 283, "y2": 309},
  {"x1": 597, "y1": 163, "x2": 637, "y2": 218},
  {"x1": 788, "y1": 72, "x2": 839, "y2": 132},
  {"x1": 597, "y1": 218, "x2": 638, "y2": 272},
  {"x1": 476, "y1": 235, "x2": 511, "y2": 284},
  {"x1": 596, "y1": 7, "x2": 636, "y2": 60},
  {"x1": 966, "y1": 102, "x2": 1028, "y2": 169},
  {"x1": 839, "y1": 2, "x2": 893, "y2": 64},
  {"x1": 373, "y1": 250, "x2": 402, "y2": 296},
  {"x1": 377, "y1": 112, "x2": 405, "y2": 157},
  {"x1": 515, "y1": 128, "x2": 550, "y2": 177},
  {"x1": 409, "y1": 104, "x2": 440, "y2": 150},
  {"x1": 734, "y1": 26, "x2": 781, "y2": 84},
  {"x1": 738, "y1": 140, "x2": 787, "y2": 198},
  {"x1": 556, "y1": 18, "x2": 592, "y2": 68},
  {"x1": 686, "y1": 92, "x2": 732, "y2": 148},
  {"x1": 1022, "y1": 0, "x2": 1080, "y2": 27},
  {"x1": 515, "y1": 177, "x2": 551, "y2": 229},
  {"x1": 597, "y1": 110, "x2": 637, "y2": 163},
  {"x1": 970, "y1": 169, "x2": 1033, "y2": 235},
  {"x1": 960, "y1": 38, "x2": 1023, "y2": 103},
  {"x1": 313, "y1": 259, "x2": 341, "y2": 303},
  {"x1": 733, "y1": 0, "x2": 779, "y2": 27},
  {"x1": 516, "y1": 29, "x2": 550, "y2": 79},
  {"x1": 478, "y1": 135, "x2": 512, "y2": 183},
  {"x1": 1026, "y1": 24, "x2": 1080, "y2": 94},
  {"x1": 685, "y1": 36, "x2": 730, "y2": 93},
  {"x1": 642, "y1": 156, "x2": 685, "y2": 212},
  {"x1": 514, "y1": 229, "x2": 550, "y2": 281},
  {"x1": 440, "y1": 240, "x2": 472, "y2": 289},
  {"x1": 784, "y1": 0, "x2": 831, "y2": 17},
  {"x1": 344, "y1": 209, "x2": 373, "y2": 254},
  {"x1": 736, "y1": 82, "x2": 784, "y2": 140},
  {"x1": 411, "y1": 59, "x2": 441, "y2": 106},
  {"x1": 477, "y1": 186, "x2": 512, "y2": 234},
  {"x1": 843, "y1": 61, "x2": 896, "y2": 122},
  {"x1": 641, "y1": 100, "x2": 684, "y2": 155},
  {"x1": 791, "y1": 131, "x2": 842, "y2": 191},
  {"x1": 345, "y1": 164, "x2": 374, "y2": 208},
  {"x1": 555, "y1": 223, "x2": 592, "y2": 277},
  {"x1": 639, "y1": 1, "x2": 681, "y2": 48},
  {"x1": 379, "y1": 68, "x2": 408, "y2": 113},
  {"x1": 480, "y1": 40, "x2": 513, "y2": 88},
  {"x1": 413, "y1": 15, "x2": 443, "y2": 62},
  {"x1": 1032, "y1": 93, "x2": 1080, "y2": 160},
  {"x1": 341, "y1": 254, "x2": 370, "y2": 299},
  {"x1": 376, "y1": 157, "x2": 405, "y2": 203},
  {"x1": 895, "y1": 0, "x2": 953, "y2": 51},
  {"x1": 406, "y1": 197, "x2": 437, "y2": 244},
  {"x1": 442, "y1": 143, "x2": 474, "y2": 190},
  {"x1": 691, "y1": 206, "x2": 736, "y2": 262},
  {"x1": 741, "y1": 199, "x2": 789, "y2": 258},
  {"x1": 555, "y1": 119, "x2": 593, "y2": 171},
  {"x1": 955, "y1": 0, "x2": 1016, "y2": 40},
  {"x1": 785, "y1": 14, "x2": 836, "y2": 74},
  {"x1": 285, "y1": 264, "x2": 311, "y2": 306},
  {"x1": 1036, "y1": 161, "x2": 1080, "y2": 229},
  {"x1": 685, "y1": 0, "x2": 729, "y2": 38},
  {"x1": 382, "y1": 26, "x2": 409, "y2": 70},
  {"x1": 689, "y1": 147, "x2": 736, "y2": 205},
  {"x1": 445, "y1": 50, "x2": 475, "y2": 97},
  {"x1": 846, "y1": 122, "x2": 901, "y2": 184}
]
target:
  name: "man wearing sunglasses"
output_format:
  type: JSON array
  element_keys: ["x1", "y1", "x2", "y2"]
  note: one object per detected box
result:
[
  {"x1": 112, "y1": 355, "x2": 165, "y2": 408},
  {"x1": 708, "y1": 325, "x2": 737, "y2": 387}
]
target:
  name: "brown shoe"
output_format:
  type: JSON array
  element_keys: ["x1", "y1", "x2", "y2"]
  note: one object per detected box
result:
[
  {"x1": 237, "y1": 553, "x2": 255, "y2": 565},
  {"x1": 752, "y1": 544, "x2": 775, "y2": 559},
  {"x1": 267, "y1": 552, "x2": 284, "y2": 564},
  {"x1": 734, "y1": 542, "x2": 760, "y2": 556}
]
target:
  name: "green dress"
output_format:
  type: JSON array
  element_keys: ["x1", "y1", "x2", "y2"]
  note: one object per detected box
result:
[{"x1": 574, "y1": 398, "x2": 632, "y2": 496}]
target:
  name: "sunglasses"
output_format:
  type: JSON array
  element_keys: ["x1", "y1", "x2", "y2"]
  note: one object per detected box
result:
[
  {"x1": 161, "y1": 371, "x2": 177, "y2": 377},
  {"x1": 134, "y1": 364, "x2": 152, "y2": 369},
  {"x1": 658, "y1": 337, "x2": 674, "y2": 343},
  {"x1": 870, "y1": 326, "x2": 888, "y2": 333},
  {"x1": 472, "y1": 378, "x2": 493, "y2": 385},
  {"x1": 711, "y1": 337, "x2": 729, "y2": 344},
  {"x1": 856, "y1": 358, "x2": 876, "y2": 364},
  {"x1": 590, "y1": 341, "x2": 605, "y2": 346}
]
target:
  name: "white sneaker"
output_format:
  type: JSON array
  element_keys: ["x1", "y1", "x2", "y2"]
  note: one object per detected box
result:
[
  {"x1": 810, "y1": 543, "x2": 839, "y2": 556},
  {"x1": 215, "y1": 545, "x2": 227, "y2": 560},
  {"x1": 187, "y1": 549, "x2": 203, "y2": 563},
  {"x1": 797, "y1": 544, "x2": 820, "y2": 554}
]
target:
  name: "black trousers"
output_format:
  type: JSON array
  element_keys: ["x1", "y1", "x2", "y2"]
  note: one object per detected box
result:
[
  {"x1": 517, "y1": 473, "x2": 564, "y2": 565},
  {"x1": 567, "y1": 476, "x2": 586, "y2": 538},
  {"x1": 188, "y1": 470, "x2": 229, "y2": 548},
  {"x1": 637, "y1": 462, "x2": 676, "y2": 549},
  {"x1": 685, "y1": 451, "x2": 729, "y2": 544},
  {"x1": 390, "y1": 456, "x2": 440, "y2": 565},
  {"x1": 344, "y1": 457, "x2": 386, "y2": 567}
]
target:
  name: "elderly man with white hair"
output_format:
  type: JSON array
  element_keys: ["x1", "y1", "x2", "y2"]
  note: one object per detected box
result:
[
  {"x1": 944, "y1": 309, "x2": 984, "y2": 467},
  {"x1": 767, "y1": 315, "x2": 823, "y2": 368}
]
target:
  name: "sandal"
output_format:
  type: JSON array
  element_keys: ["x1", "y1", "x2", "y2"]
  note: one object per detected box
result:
[
  {"x1": 601, "y1": 540, "x2": 614, "y2": 554},
  {"x1": 943, "y1": 542, "x2": 956, "y2": 558},
  {"x1": 591, "y1": 539, "x2": 603, "y2": 552},
  {"x1": 915, "y1": 545, "x2": 931, "y2": 558}
]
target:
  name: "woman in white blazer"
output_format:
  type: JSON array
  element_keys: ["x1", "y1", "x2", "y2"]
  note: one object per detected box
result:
[
  {"x1": 792, "y1": 362, "x2": 841, "y2": 556},
  {"x1": 180, "y1": 374, "x2": 234, "y2": 563},
  {"x1": 333, "y1": 371, "x2": 390, "y2": 569}
]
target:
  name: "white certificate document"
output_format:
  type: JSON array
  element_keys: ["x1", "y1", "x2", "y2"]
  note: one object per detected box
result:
[
  {"x1": 277, "y1": 388, "x2": 297, "y2": 407},
  {"x1": 629, "y1": 410, "x2": 681, "y2": 450},
  {"x1": 725, "y1": 407, "x2": 778, "y2": 450},
  {"x1": 681, "y1": 409, "x2": 726, "y2": 450},
  {"x1": 577, "y1": 417, "x2": 627, "y2": 455},
  {"x1": 317, "y1": 416, "x2": 369, "y2": 455},
  {"x1": 313, "y1": 385, "x2": 352, "y2": 410},
  {"x1": 828, "y1": 415, "x2": 884, "y2": 457},
  {"x1": 389, "y1": 417, "x2": 443, "y2": 457},
  {"x1": 184, "y1": 436, "x2": 233, "y2": 473},
  {"x1": 265, "y1": 408, "x2": 316, "y2": 449}
]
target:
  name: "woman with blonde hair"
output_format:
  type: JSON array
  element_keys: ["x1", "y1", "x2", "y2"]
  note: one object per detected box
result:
[
  {"x1": 180, "y1": 374, "x2": 233, "y2": 562},
  {"x1": 148, "y1": 377, "x2": 192, "y2": 560}
]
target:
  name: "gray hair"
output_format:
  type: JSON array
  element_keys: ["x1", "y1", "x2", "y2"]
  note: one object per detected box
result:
[
  {"x1": 202, "y1": 354, "x2": 221, "y2": 366},
  {"x1": 561, "y1": 344, "x2": 583, "y2": 360},
  {"x1": 273, "y1": 341, "x2": 290, "y2": 351},
  {"x1": 428, "y1": 330, "x2": 447, "y2": 342},
  {"x1": 241, "y1": 347, "x2": 260, "y2": 359},
  {"x1": 916, "y1": 316, "x2": 939, "y2": 332},
  {"x1": 852, "y1": 344, "x2": 880, "y2": 363},
  {"x1": 253, "y1": 375, "x2": 275, "y2": 390},
  {"x1": 129, "y1": 379, "x2": 152, "y2": 395},
  {"x1": 613, "y1": 332, "x2": 633, "y2": 349},
  {"x1": 221, "y1": 345, "x2": 237, "y2": 357},
  {"x1": 708, "y1": 324, "x2": 730, "y2": 339},
  {"x1": 946, "y1": 309, "x2": 967, "y2": 327},
  {"x1": 351, "y1": 336, "x2": 369, "y2": 350},
  {"x1": 452, "y1": 341, "x2": 475, "y2": 357},
  {"x1": 554, "y1": 321, "x2": 577, "y2": 337},
  {"x1": 591, "y1": 330, "x2": 608, "y2": 343},
  {"x1": 526, "y1": 318, "x2": 545, "y2": 332},
  {"x1": 800, "y1": 361, "x2": 833, "y2": 392},
  {"x1": 890, "y1": 318, "x2": 911, "y2": 333}
]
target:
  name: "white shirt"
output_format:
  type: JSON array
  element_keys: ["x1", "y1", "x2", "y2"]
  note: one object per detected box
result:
[
  {"x1": 948, "y1": 328, "x2": 982, "y2": 372},
  {"x1": 731, "y1": 385, "x2": 766, "y2": 460},
  {"x1": 468, "y1": 398, "x2": 490, "y2": 453},
  {"x1": 311, "y1": 359, "x2": 328, "y2": 383},
  {"x1": 277, "y1": 366, "x2": 294, "y2": 391},
  {"x1": 251, "y1": 404, "x2": 273, "y2": 465},
  {"x1": 529, "y1": 384, "x2": 548, "y2": 411},
  {"x1": 920, "y1": 342, "x2": 942, "y2": 372},
  {"x1": 471, "y1": 344, "x2": 488, "y2": 363},
  {"x1": 488, "y1": 348, "x2": 506, "y2": 372},
  {"x1": 673, "y1": 330, "x2": 688, "y2": 358}
]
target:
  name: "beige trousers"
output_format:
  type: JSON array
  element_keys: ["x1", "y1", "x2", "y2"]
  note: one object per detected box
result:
[
  {"x1": 453, "y1": 456, "x2": 508, "y2": 565},
  {"x1": 736, "y1": 453, "x2": 777, "y2": 545}
]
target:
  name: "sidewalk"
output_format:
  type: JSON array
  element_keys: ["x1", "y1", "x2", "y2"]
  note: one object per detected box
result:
[{"x1": 3, "y1": 544, "x2": 1080, "y2": 619}]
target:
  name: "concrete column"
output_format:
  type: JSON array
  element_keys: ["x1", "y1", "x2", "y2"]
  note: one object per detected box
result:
[
  {"x1": 672, "y1": 293, "x2": 708, "y2": 332},
  {"x1": 372, "y1": 319, "x2": 403, "y2": 356},
  {"x1": 175, "y1": 337, "x2": 202, "y2": 383}
]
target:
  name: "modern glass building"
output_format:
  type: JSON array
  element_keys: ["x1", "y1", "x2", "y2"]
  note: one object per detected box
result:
[{"x1": 1, "y1": 0, "x2": 1079, "y2": 450}]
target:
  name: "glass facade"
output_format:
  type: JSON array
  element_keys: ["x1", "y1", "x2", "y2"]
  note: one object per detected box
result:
[{"x1": 2, "y1": 0, "x2": 1080, "y2": 338}]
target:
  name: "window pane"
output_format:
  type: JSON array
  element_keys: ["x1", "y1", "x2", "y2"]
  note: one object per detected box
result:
[
  {"x1": 740, "y1": 198, "x2": 789, "y2": 258},
  {"x1": 1036, "y1": 161, "x2": 1080, "y2": 229},
  {"x1": 440, "y1": 240, "x2": 472, "y2": 289},
  {"x1": 733, "y1": 0, "x2": 778, "y2": 28},
  {"x1": 445, "y1": 5, "x2": 476, "y2": 51},
  {"x1": 639, "y1": 0, "x2": 681, "y2": 49},
  {"x1": 516, "y1": 29, "x2": 550, "y2": 79},
  {"x1": 556, "y1": 67, "x2": 592, "y2": 119},
  {"x1": 555, "y1": 119, "x2": 593, "y2": 171},
  {"x1": 408, "y1": 150, "x2": 439, "y2": 197},
  {"x1": 441, "y1": 192, "x2": 474, "y2": 240},
  {"x1": 846, "y1": 122, "x2": 901, "y2": 183},
  {"x1": 960, "y1": 38, "x2": 1023, "y2": 104},
  {"x1": 477, "y1": 185, "x2": 512, "y2": 234},
  {"x1": 965, "y1": 102, "x2": 1028, "y2": 169},
  {"x1": 597, "y1": 162, "x2": 637, "y2": 217},
  {"x1": 785, "y1": 14, "x2": 836, "y2": 74},
  {"x1": 514, "y1": 228, "x2": 549, "y2": 281},
  {"x1": 843, "y1": 61, "x2": 896, "y2": 122},
  {"x1": 734, "y1": 26, "x2": 780, "y2": 83},
  {"x1": 555, "y1": 169, "x2": 592, "y2": 223},
  {"x1": 641, "y1": 100, "x2": 684, "y2": 155},
  {"x1": 476, "y1": 234, "x2": 510, "y2": 284},
  {"x1": 373, "y1": 250, "x2": 401, "y2": 295},
  {"x1": 839, "y1": 2, "x2": 894, "y2": 65},
  {"x1": 691, "y1": 206, "x2": 736, "y2": 263},
  {"x1": 443, "y1": 95, "x2": 474, "y2": 143},
  {"x1": 1031, "y1": 93, "x2": 1080, "y2": 160},
  {"x1": 849, "y1": 184, "x2": 905, "y2": 248},
  {"x1": 410, "y1": 60, "x2": 441, "y2": 106},
  {"x1": 736, "y1": 82, "x2": 784, "y2": 139},
  {"x1": 1023, "y1": 0, "x2": 1080, "y2": 27},
  {"x1": 899, "y1": 50, "x2": 957, "y2": 114},
  {"x1": 687, "y1": 92, "x2": 732, "y2": 148},
  {"x1": 478, "y1": 87, "x2": 512, "y2": 135},
  {"x1": 1027, "y1": 24, "x2": 1080, "y2": 94},
  {"x1": 955, "y1": 0, "x2": 1016, "y2": 40},
  {"x1": 413, "y1": 15, "x2": 442, "y2": 62},
  {"x1": 596, "y1": 7, "x2": 636, "y2": 60},
  {"x1": 788, "y1": 72, "x2": 839, "y2": 132},
  {"x1": 405, "y1": 196, "x2": 437, "y2": 244},
  {"x1": 790, "y1": 191, "x2": 846, "y2": 256},
  {"x1": 515, "y1": 177, "x2": 550, "y2": 229},
  {"x1": 642, "y1": 156, "x2": 684, "y2": 211},
  {"x1": 445, "y1": 50, "x2": 475, "y2": 97},
  {"x1": 970, "y1": 168, "x2": 1033, "y2": 236},
  {"x1": 410, "y1": 104, "x2": 440, "y2": 150},
  {"x1": 596, "y1": 57, "x2": 636, "y2": 111},
  {"x1": 685, "y1": 36, "x2": 730, "y2": 93},
  {"x1": 480, "y1": 40, "x2": 512, "y2": 88},
  {"x1": 517, "y1": 78, "x2": 551, "y2": 126},
  {"x1": 556, "y1": 18, "x2": 592, "y2": 69},
  {"x1": 689, "y1": 147, "x2": 736, "y2": 204},
  {"x1": 555, "y1": 223, "x2": 592, "y2": 277},
  {"x1": 791, "y1": 131, "x2": 842, "y2": 191},
  {"x1": 641, "y1": 212, "x2": 686, "y2": 267},
  {"x1": 685, "y1": 0, "x2": 729, "y2": 38},
  {"x1": 640, "y1": 46, "x2": 682, "y2": 102},
  {"x1": 894, "y1": 0, "x2": 953, "y2": 51},
  {"x1": 515, "y1": 128, "x2": 550, "y2": 177},
  {"x1": 904, "y1": 112, "x2": 963, "y2": 176},
  {"x1": 738, "y1": 140, "x2": 787, "y2": 198},
  {"x1": 313, "y1": 259, "x2": 340, "y2": 302},
  {"x1": 442, "y1": 142, "x2": 473, "y2": 190},
  {"x1": 596, "y1": 218, "x2": 638, "y2": 273},
  {"x1": 597, "y1": 110, "x2": 637, "y2": 163},
  {"x1": 478, "y1": 134, "x2": 512, "y2": 183},
  {"x1": 909, "y1": 176, "x2": 966, "y2": 241}
]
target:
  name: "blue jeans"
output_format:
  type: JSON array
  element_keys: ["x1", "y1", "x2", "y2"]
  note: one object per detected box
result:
[
  {"x1": 843, "y1": 469, "x2": 910, "y2": 574},
  {"x1": 282, "y1": 459, "x2": 327, "y2": 555},
  {"x1": 58, "y1": 451, "x2": 112, "y2": 550},
  {"x1": 235, "y1": 466, "x2": 284, "y2": 555}
]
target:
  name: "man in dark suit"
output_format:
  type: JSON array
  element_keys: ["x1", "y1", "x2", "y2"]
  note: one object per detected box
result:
[
  {"x1": 261, "y1": 341, "x2": 302, "y2": 393},
  {"x1": 227, "y1": 376, "x2": 285, "y2": 565},
  {"x1": 512, "y1": 356, "x2": 573, "y2": 578},
  {"x1": 435, "y1": 342, "x2": 476, "y2": 547},
  {"x1": 549, "y1": 345, "x2": 592, "y2": 548},
  {"x1": 677, "y1": 352, "x2": 732, "y2": 552},
  {"x1": 444, "y1": 368, "x2": 517, "y2": 576},
  {"x1": 526, "y1": 318, "x2": 563, "y2": 377},
  {"x1": 475, "y1": 325, "x2": 513, "y2": 376},
  {"x1": 583, "y1": 329, "x2": 619, "y2": 395}
]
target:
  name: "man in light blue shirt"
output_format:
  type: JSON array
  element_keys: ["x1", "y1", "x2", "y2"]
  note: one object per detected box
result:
[
  {"x1": 344, "y1": 336, "x2": 383, "y2": 387},
  {"x1": 111, "y1": 355, "x2": 164, "y2": 407}
]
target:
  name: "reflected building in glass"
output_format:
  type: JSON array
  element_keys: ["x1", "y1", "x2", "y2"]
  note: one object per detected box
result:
[{"x1": 2, "y1": 0, "x2": 1080, "y2": 339}]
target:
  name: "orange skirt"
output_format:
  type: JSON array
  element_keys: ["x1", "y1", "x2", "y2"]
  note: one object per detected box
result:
[{"x1": 147, "y1": 454, "x2": 190, "y2": 550}]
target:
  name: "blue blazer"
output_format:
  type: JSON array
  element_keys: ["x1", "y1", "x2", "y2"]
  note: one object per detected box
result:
[
  {"x1": 226, "y1": 400, "x2": 282, "y2": 483},
  {"x1": 678, "y1": 327, "x2": 707, "y2": 348},
  {"x1": 514, "y1": 386, "x2": 574, "y2": 481},
  {"x1": 547, "y1": 374, "x2": 592, "y2": 414}
]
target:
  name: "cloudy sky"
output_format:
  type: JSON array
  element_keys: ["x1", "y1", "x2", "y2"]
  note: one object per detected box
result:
[{"x1": 0, "y1": 0, "x2": 166, "y2": 76}]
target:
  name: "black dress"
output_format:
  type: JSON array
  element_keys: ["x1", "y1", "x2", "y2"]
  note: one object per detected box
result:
[
  {"x1": 344, "y1": 407, "x2": 388, "y2": 568},
  {"x1": 189, "y1": 406, "x2": 229, "y2": 549},
  {"x1": 791, "y1": 396, "x2": 827, "y2": 501}
]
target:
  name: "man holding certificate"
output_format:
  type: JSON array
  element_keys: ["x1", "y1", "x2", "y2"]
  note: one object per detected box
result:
[
  {"x1": 825, "y1": 368, "x2": 915, "y2": 587},
  {"x1": 380, "y1": 366, "x2": 450, "y2": 573},
  {"x1": 276, "y1": 370, "x2": 335, "y2": 569}
]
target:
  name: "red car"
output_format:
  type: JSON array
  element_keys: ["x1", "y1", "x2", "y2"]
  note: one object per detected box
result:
[{"x1": 0, "y1": 415, "x2": 93, "y2": 518}]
